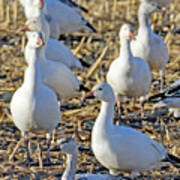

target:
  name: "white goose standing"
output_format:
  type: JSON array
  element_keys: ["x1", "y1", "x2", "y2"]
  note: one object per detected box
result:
[
  {"x1": 58, "y1": 137, "x2": 114, "y2": 180},
  {"x1": 107, "y1": 24, "x2": 152, "y2": 116},
  {"x1": 131, "y1": 0, "x2": 169, "y2": 90},
  {"x1": 84, "y1": 82, "x2": 180, "y2": 177},
  {"x1": 10, "y1": 32, "x2": 61, "y2": 163},
  {"x1": 25, "y1": 31, "x2": 82, "y2": 100}
]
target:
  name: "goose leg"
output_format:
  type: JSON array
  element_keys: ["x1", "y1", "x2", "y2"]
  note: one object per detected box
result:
[
  {"x1": 116, "y1": 95, "x2": 123, "y2": 119},
  {"x1": 43, "y1": 133, "x2": 53, "y2": 165},
  {"x1": 109, "y1": 170, "x2": 124, "y2": 180},
  {"x1": 9, "y1": 137, "x2": 23, "y2": 161},
  {"x1": 131, "y1": 170, "x2": 139, "y2": 178},
  {"x1": 160, "y1": 69, "x2": 165, "y2": 92},
  {"x1": 140, "y1": 96, "x2": 145, "y2": 117},
  {"x1": 23, "y1": 133, "x2": 33, "y2": 166}
]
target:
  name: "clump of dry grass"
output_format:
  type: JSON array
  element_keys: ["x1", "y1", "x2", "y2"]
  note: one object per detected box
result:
[{"x1": 0, "y1": 0, "x2": 180, "y2": 179}]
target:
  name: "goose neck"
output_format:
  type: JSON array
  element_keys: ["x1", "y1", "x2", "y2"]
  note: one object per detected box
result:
[
  {"x1": 95, "y1": 101, "x2": 115, "y2": 133},
  {"x1": 119, "y1": 38, "x2": 133, "y2": 64},
  {"x1": 24, "y1": 59, "x2": 42, "y2": 94},
  {"x1": 62, "y1": 152, "x2": 78, "y2": 180},
  {"x1": 138, "y1": 8, "x2": 152, "y2": 35},
  {"x1": 26, "y1": 45, "x2": 46, "y2": 63}
]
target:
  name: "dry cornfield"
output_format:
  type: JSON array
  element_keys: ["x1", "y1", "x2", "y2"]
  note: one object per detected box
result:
[{"x1": 0, "y1": 0, "x2": 180, "y2": 179}]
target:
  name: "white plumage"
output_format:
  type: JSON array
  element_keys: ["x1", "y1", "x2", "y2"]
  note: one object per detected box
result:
[
  {"x1": 25, "y1": 31, "x2": 81, "y2": 100},
  {"x1": 84, "y1": 82, "x2": 179, "y2": 177},
  {"x1": 19, "y1": 0, "x2": 95, "y2": 39},
  {"x1": 22, "y1": 14, "x2": 82, "y2": 70},
  {"x1": 107, "y1": 24, "x2": 151, "y2": 115},
  {"x1": 131, "y1": 0, "x2": 169, "y2": 90},
  {"x1": 10, "y1": 32, "x2": 61, "y2": 162}
]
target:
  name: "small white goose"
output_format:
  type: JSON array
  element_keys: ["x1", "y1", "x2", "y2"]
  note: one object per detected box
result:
[
  {"x1": 84, "y1": 82, "x2": 180, "y2": 177},
  {"x1": 58, "y1": 137, "x2": 114, "y2": 180},
  {"x1": 25, "y1": 31, "x2": 81, "y2": 100},
  {"x1": 10, "y1": 32, "x2": 61, "y2": 163},
  {"x1": 107, "y1": 24, "x2": 152, "y2": 116},
  {"x1": 131, "y1": 0, "x2": 169, "y2": 90},
  {"x1": 21, "y1": 15, "x2": 82, "y2": 70}
]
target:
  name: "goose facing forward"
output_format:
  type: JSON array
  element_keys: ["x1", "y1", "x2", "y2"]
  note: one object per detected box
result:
[
  {"x1": 131, "y1": 0, "x2": 169, "y2": 90},
  {"x1": 107, "y1": 24, "x2": 152, "y2": 116},
  {"x1": 84, "y1": 82, "x2": 180, "y2": 177},
  {"x1": 10, "y1": 32, "x2": 61, "y2": 163},
  {"x1": 58, "y1": 137, "x2": 113, "y2": 180},
  {"x1": 25, "y1": 30, "x2": 82, "y2": 100}
]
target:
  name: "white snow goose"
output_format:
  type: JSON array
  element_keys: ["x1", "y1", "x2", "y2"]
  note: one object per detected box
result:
[
  {"x1": 107, "y1": 24, "x2": 152, "y2": 117},
  {"x1": 83, "y1": 82, "x2": 180, "y2": 178},
  {"x1": 10, "y1": 32, "x2": 61, "y2": 165},
  {"x1": 24, "y1": 31, "x2": 83, "y2": 100},
  {"x1": 130, "y1": 0, "x2": 169, "y2": 90}
]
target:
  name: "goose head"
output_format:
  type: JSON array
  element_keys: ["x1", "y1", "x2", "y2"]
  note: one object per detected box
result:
[
  {"x1": 26, "y1": 0, "x2": 44, "y2": 9},
  {"x1": 58, "y1": 137, "x2": 78, "y2": 155},
  {"x1": 139, "y1": 1, "x2": 160, "y2": 14},
  {"x1": 20, "y1": 18, "x2": 49, "y2": 43},
  {"x1": 20, "y1": 18, "x2": 42, "y2": 32},
  {"x1": 27, "y1": 32, "x2": 45, "y2": 48},
  {"x1": 119, "y1": 24, "x2": 135, "y2": 41},
  {"x1": 83, "y1": 82, "x2": 115, "y2": 103}
]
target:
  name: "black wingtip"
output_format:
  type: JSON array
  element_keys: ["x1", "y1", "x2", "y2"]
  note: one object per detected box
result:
[
  {"x1": 78, "y1": 6, "x2": 88, "y2": 13},
  {"x1": 79, "y1": 84, "x2": 90, "y2": 92},
  {"x1": 163, "y1": 153, "x2": 180, "y2": 168},
  {"x1": 79, "y1": 59, "x2": 90, "y2": 68},
  {"x1": 168, "y1": 153, "x2": 180, "y2": 163},
  {"x1": 60, "y1": 0, "x2": 88, "y2": 13},
  {"x1": 86, "y1": 22, "x2": 97, "y2": 33}
]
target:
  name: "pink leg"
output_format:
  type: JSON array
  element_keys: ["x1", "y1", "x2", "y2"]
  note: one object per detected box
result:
[
  {"x1": 140, "y1": 97, "x2": 145, "y2": 117},
  {"x1": 116, "y1": 96, "x2": 123, "y2": 119},
  {"x1": 160, "y1": 70, "x2": 165, "y2": 92}
]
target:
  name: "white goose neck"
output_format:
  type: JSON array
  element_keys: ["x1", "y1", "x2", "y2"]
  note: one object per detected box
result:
[
  {"x1": 119, "y1": 38, "x2": 133, "y2": 64},
  {"x1": 94, "y1": 101, "x2": 115, "y2": 134},
  {"x1": 26, "y1": 44, "x2": 46, "y2": 64},
  {"x1": 24, "y1": 57, "x2": 42, "y2": 94},
  {"x1": 24, "y1": 5, "x2": 44, "y2": 19},
  {"x1": 138, "y1": 6, "x2": 152, "y2": 36},
  {"x1": 42, "y1": 15, "x2": 50, "y2": 42},
  {"x1": 62, "y1": 152, "x2": 78, "y2": 180}
]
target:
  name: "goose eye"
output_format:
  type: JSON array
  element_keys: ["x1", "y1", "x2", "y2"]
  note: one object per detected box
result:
[{"x1": 99, "y1": 88, "x2": 103, "y2": 91}]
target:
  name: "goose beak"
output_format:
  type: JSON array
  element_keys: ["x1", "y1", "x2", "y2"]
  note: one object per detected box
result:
[
  {"x1": 20, "y1": 24, "x2": 30, "y2": 32},
  {"x1": 83, "y1": 90, "x2": 95, "y2": 100},
  {"x1": 129, "y1": 31, "x2": 135, "y2": 40},
  {"x1": 38, "y1": 37, "x2": 45, "y2": 46},
  {"x1": 39, "y1": 0, "x2": 44, "y2": 9}
]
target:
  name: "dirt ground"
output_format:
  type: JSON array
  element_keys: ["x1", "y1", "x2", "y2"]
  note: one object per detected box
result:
[{"x1": 0, "y1": 0, "x2": 180, "y2": 179}]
